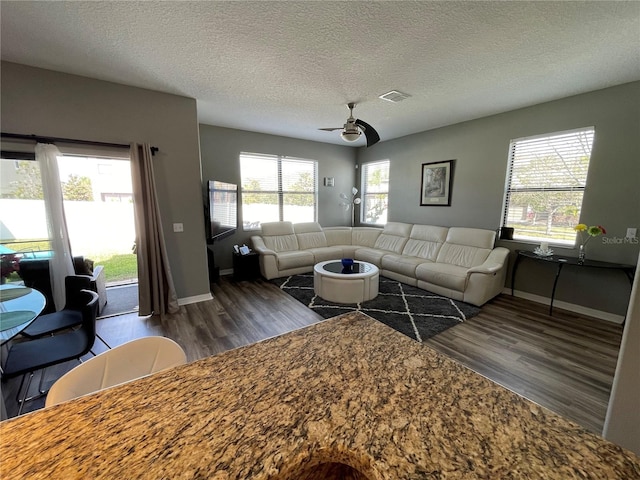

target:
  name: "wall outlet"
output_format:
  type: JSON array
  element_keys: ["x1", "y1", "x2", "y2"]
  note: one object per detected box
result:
[
  {"x1": 626, "y1": 227, "x2": 637, "y2": 239},
  {"x1": 173, "y1": 223, "x2": 184, "y2": 233}
]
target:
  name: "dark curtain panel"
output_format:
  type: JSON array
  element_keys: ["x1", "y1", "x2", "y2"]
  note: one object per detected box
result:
[{"x1": 130, "y1": 143, "x2": 179, "y2": 316}]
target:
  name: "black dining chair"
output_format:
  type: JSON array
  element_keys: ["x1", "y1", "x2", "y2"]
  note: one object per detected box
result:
[
  {"x1": 21, "y1": 275, "x2": 110, "y2": 349},
  {"x1": 2, "y1": 289, "x2": 99, "y2": 415}
]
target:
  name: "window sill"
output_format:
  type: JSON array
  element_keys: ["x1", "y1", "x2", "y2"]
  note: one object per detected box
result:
[{"x1": 497, "y1": 238, "x2": 576, "y2": 249}]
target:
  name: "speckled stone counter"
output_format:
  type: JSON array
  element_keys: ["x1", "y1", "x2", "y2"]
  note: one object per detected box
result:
[{"x1": 1, "y1": 312, "x2": 638, "y2": 479}]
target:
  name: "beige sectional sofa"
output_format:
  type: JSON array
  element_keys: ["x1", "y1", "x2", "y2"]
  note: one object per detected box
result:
[{"x1": 250, "y1": 221, "x2": 509, "y2": 306}]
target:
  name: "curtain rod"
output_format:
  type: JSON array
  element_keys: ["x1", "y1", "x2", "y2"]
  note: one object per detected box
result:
[{"x1": 0, "y1": 132, "x2": 159, "y2": 155}]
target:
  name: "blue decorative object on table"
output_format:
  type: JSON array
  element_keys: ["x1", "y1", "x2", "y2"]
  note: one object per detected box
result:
[
  {"x1": 341, "y1": 258, "x2": 354, "y2": 273},
  {"x1": 341, "y1": 258, "x2": 354, "y2": 268}
]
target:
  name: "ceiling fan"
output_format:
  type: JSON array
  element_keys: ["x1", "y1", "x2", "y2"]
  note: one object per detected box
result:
[{"x1": 320, "y1": 103, "x2": 380, "y2": 147}]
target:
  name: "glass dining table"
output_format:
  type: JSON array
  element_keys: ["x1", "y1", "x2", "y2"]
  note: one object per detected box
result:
[{"x1": 0, "y1": 284, "x2": 46, "y2": 345}]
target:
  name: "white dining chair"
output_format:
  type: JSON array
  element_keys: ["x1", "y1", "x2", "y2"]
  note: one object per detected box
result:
[{"x1": 45, "y1": 336, "x2": 187, "y2": 407}]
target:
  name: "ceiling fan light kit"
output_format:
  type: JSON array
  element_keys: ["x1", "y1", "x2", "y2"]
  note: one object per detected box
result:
[
  {"x1": 341, "y1": 130, "x2": 361, "y2": 142},
  {"x1": 320, "y1": 102, "x2": 380, "y2": 147}
]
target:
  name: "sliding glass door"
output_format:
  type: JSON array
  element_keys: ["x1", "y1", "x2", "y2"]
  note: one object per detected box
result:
[
  {"x1": 56, "y1": 154, "x2": 137, "y2": 286},
  {"x1": 1, "y1": 149, "x2": 139, "y2": 315}
]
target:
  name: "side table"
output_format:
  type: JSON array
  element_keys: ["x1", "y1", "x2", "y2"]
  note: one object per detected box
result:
[{"x1": 233, "y1": 252, "x2": 261, "y2": 281}]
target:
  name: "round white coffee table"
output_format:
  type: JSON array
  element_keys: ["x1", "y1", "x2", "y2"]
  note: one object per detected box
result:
[{"x1": 313, "y1": 260, "x2": 379, "y2": 304}]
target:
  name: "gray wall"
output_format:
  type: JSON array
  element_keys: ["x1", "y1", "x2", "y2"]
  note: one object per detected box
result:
[
  {"x1": 357, "y1": 82, "x2": 640, "y2": 316},
  {"x1": 199, "y1": 125, "x2": 356, "y2": 271},
  {"x1": 1, "y1": 62, "x2": 210, "y2": 301},
  {"x1": 604, "y1": 252, "x2": 640, "y2": 453}
]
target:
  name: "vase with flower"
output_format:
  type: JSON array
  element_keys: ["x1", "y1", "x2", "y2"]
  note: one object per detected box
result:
[{"x1": 573, "y1": 224, "x2": 606, "y2": 265}]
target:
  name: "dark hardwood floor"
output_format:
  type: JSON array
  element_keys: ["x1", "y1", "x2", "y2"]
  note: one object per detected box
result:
[
  {"x1": 424, "y1": 294, "x2": 623, "y2": 433},
  {"x1": 2, "y1": 276, "x2": 623, "y2": 434}
]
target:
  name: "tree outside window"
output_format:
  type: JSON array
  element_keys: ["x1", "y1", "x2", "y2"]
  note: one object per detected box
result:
[{"x1": 10, "y1": 161, "x2": 93, "y2": 201}]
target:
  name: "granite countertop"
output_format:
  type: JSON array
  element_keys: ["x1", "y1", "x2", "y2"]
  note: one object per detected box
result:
[{"x1": 1, "y1": 312, "x2": 638, "y2": 479}]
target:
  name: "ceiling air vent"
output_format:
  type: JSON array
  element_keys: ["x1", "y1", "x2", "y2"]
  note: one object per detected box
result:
[{"x1": 378, "y1": 90, "x2": 411, "y2": 103}]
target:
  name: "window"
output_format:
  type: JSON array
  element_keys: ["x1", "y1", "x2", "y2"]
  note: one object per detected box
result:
[
  {"x1": 361, "y1": 160, "x2": 390, "y2": 225},
  {"x1": 0, "y1": 154, "x2": 52, "y2": 261},
  {"x1": 502, "y1": 127, "x2": 595, "y2": 245},
  {"x1": 240, "y1": 153, "x2": 317, "y2": 230}
]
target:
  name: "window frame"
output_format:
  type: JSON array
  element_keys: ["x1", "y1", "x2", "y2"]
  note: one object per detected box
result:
[
  {"x1": 501, "y1": 126, "x2": 595, "y2": 246},
  {"x1": 360, "y1": 160, "x2": 390, "y2": 226},
  {"x1": 239, "y1": 152, "x2": 318, "y2": 231}
]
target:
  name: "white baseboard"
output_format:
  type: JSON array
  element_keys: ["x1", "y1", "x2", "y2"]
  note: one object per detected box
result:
[
  {"x1": 503, "y1": 288, "x2": 625, "y2": 324},
  {"x1": 178, "y1": 292, "x2": 213, "y2": 306},
  {"x1": 177, "y1": 270, "x2": 234, "y2": 307}
]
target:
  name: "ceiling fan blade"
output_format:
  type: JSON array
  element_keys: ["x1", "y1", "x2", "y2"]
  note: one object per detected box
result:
[
  {"x1": 354, "y1": 119, "x2": 380, "y2": 147},
  {"x1": 319, "y1": 127, "x2": 343, "y2": 131}
]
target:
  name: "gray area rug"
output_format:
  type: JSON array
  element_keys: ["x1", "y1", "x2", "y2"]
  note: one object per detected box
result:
[{"x1": 271, "y1": 274, "x2": 480, "y2": 342}]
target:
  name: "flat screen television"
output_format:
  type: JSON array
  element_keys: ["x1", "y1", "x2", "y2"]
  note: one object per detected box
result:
[{"x1": 207, "y1": 180, "x2": 238, "y2": 242}]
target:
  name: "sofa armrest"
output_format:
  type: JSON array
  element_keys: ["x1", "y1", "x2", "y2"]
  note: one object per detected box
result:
[
  {"x1": 250, "y1": 235, "x2": 281, "y2": 279},
  {"x1": 463, "y1": 247, "x2": 510, "y2": 306},
  {"x1": 466, "y1": 247, "x2": 510, "y2": 275},
  {"x1": 250, "y1": 236, "x2": 276, "y2": 256}
]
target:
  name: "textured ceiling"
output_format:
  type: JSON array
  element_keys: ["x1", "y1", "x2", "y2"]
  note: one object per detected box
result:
[{"x1": 1, "y1": 1, "x2": 639, "y2": 146}]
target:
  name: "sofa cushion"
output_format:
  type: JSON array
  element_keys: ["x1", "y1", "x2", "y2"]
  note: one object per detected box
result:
[
  {"x1": 261, "y1": 221, "x2": 295, "y2": 236},
  {"x1": 435, "y1": 228, "x2": 495, "y2": 268},
  {"x1": 436, "y1": 244, "x2": 491, "y2": 268},
  {"x1": 351, "y1": 227, "x2": 382, "y2": 248},
  {"x1": 354, "y1": 248, "x2": 387, "y2": 266},
  {"x1": 307, "y1": 247, "x2": 344, "y2": 263},
  {"x1": 324, "y1": 227, "x2": 353, "y2": 246},
  {"x1": 445, "y1": 227, "x2": 496, "y2": 249},
  {"x1": 373, "y1": 222, "x2": 411, "y2": 253},
  {"x1": 381, "y1": 254, "x2": 430, "y2": 278},
  {"x1": 277, "y1": 250, "x2": 315, "y2": 270},
  {"x1": 73, "y1": 256, "x2": 94, "y2": 275},
  {"x1": 294, "y1": 222, "x2": 328, "y2": 250},
  {"x1": 260, "y1": 222, "x2": 299, "y2": 252},
  {"x1": 402, "y1": 225, "x2": 448, "y2": 260},
  {"x1": 415, "y1": 263, "x2": 468, "y2": 292}
]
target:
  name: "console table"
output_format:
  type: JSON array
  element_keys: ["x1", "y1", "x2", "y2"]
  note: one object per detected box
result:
[{"x1": 511, "y1": 250, "x2": 635, "y2": 315}]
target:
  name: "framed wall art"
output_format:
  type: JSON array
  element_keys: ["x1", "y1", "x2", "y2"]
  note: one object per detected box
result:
[{"x1": 420, "y1": 160, "x2": 454, "y2": 206}]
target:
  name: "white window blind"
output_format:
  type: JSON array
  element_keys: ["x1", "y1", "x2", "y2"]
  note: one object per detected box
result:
[
  {"x1": 502, "y1": 127, "x2": 595, "y2": 245},
  {"x1": 361, "y1": 160, "x2": 390, "y2": 225},
  {"x1": 240, "y1": 153, "x2": 317, "y2": 230}
]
